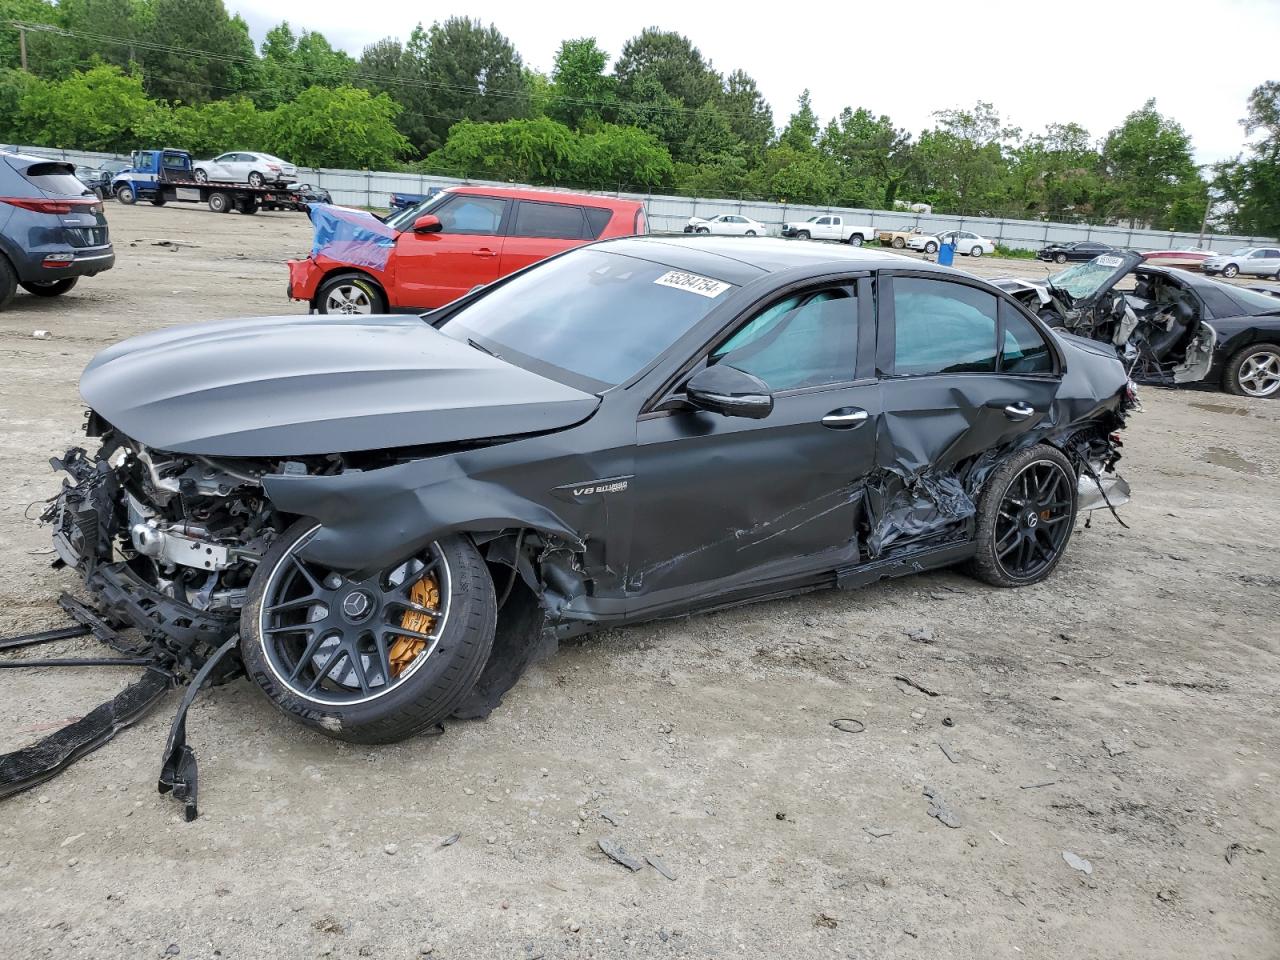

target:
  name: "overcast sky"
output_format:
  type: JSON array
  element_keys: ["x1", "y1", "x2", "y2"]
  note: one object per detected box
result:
[{"x1": 230, "y1": 0, "x2": 1279, "y2": 165}]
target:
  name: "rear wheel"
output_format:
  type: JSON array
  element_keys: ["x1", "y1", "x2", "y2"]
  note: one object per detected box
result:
[
  {"x1": 236, "y1": 197, "x2": 259, "y2": 215},
  {"x1": 316, "y1": 274, "x2": 385, "y2": 315},
  {"x1": 848, "y1": 234, "x2": 864, "y2": 246},
  {"x1": 892, "y1": 237, "x2": 905, "y2": 249},
  {"x1": 0, "y1": 256, "x2": 16, "y2": 310},
  {"x1": 116, "y1": 185, "x2": 135, "y2": 205},
  {"x1": 20, "y1": 277, "x2": 77, "y2": 297},
  {"x1": 240, "y1": 521, "x2": 497, "y2": 743},
  {"x1": 966, "y1": 444, "x2": 1077, "y2": 588},
  {"x1": 695, "y1": 227, "x2": 710, "y2": 234},
  {"x1": 970, "y1": 246, "x2": 984, "y2": 258},
  {"x1": 248, "y1": 171, "x2": 266, "y2": 188},
  {"x1": 1223, "y1": 342, "x2": 1280, "y2": 398},
  {"x1": 207, "y1": 191, "x2": 231, "y2": 213}
]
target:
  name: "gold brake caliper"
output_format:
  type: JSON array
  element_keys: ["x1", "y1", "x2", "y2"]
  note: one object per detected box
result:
[{"x1": 389, "y1": 574, "x2": 440, "y2": 678}]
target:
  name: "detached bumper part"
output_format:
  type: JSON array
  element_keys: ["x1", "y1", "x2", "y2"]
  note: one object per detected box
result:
[{"x1": 1077, "y1": 471, "x2": 1131, "y2": 512}]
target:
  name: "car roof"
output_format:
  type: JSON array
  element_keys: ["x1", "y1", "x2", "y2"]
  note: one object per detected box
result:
[
  {"x1": 449, "y1": 184, "x2": 642, "y2": 212},
  {"x1": 593, "y1": 235, "x2": 954, "y2": 284}
]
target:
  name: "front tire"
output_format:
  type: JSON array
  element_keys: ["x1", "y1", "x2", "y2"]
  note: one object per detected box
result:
[
  {"x1": 1222, "y1": 264, "x2": 1239, "y2": 278},
  {"x1": 240, "y1": 522, "x2": 497, "y2": 744},
  {"x1": 924, "y1": 241, "x2": 938, "y2": 254},
  {"x1": 892, "y1": 237, "x2": 905, "y2": 249},
  {"x1": 965, "y1": 444, "x2": 1077, "y2": 588},
  {"x1": 1055, "y1": 252, "x2": 1067, "y2": 264},
  {"x1": 20, "y1": 277, "x2": 78, "y2": 297},
  {"x1": 116, "y1": 185, "x2": 135, "y2": 205},
  {"x1": 316, "y1": 274, "x2": 386, "y2": 315},
  {"x1": 695, "y1": 227, "x2": 710, "y2": 234},
  {"x1": 796, "y1": 230, "x2": 811, "y2": 240},
  {"x1": 1223, "y1": 342, "x2": 1280, "y2": 398}
]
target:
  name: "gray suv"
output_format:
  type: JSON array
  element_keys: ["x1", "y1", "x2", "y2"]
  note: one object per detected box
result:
[{"x1": 0, "y1": 151, "x2": 115, "y2": 310}]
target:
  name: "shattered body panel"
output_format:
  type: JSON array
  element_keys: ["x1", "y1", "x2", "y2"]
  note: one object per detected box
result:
[
  {"x1": 992, "y1": 253, "x2": 1280, "y2": 390},
  {"x1": 50, "y1": 236, "x2": 1134, "y2": 718}
]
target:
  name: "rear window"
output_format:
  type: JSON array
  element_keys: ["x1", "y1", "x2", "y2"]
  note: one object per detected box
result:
[
  {"x1": 21, "y1": 162, "x2": 91, "y2": 197},
  {"x1": 511, "y1": 201, "x2": 588, "y2": 240},
  {"x1": 584, "y1": 207, "x2": 612, "y2": 238}
]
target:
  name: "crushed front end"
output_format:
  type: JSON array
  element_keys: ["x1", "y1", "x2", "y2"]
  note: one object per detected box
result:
[{"x1": 44, "y1": 416, "x2": 281, "y2": 677}]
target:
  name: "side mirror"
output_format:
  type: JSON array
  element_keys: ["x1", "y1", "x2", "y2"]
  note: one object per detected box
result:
[
  {"x1": 413, "y1": 214, "x2": 442, "y2": 233},
  {"x1": 685, "y1": 364, "x2": 773, "y2": 420}
]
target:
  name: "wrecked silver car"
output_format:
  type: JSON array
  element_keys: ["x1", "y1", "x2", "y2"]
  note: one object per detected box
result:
[
  {"x1": 19, "y1": 237, "x2": 1134, "y2": 813},
  {"x1": 993, "y1": 251, "x2": 1280, "y2": 397}
]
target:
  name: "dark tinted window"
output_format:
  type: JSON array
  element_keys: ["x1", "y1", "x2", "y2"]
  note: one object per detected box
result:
[
  {"x1": 434, "y1": 195, "x2": 508, "y2": 235},
  {"x1": 893, "y1": 277, "x2": 998, "y2": 375},
  {"x1": 511, "y1": 201, "x2": 588, "y2": 240},
  {"x1": 583, "y1": 207, "x2": 611, "y2": 238},
  {"x1": 711, "y1": 288, "x2": 857, "y2": 391},
  {"x1": 21, "y1": 162, "x2": 90, "y2": 196},
  {"x1": 999, "y1": 303, "x2": 1053, "y2": 374}
]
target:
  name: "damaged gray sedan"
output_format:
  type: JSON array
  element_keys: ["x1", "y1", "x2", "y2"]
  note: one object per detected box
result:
[{"x1": 47, "y1": 237, "x2": 1134, "y2": 745}]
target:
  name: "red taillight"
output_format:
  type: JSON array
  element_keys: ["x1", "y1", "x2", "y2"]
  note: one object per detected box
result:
[{"x1": 1, "y1": 196, "x2": 102, "y2": 214}]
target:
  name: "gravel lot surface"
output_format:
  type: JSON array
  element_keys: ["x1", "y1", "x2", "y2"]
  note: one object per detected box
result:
[{"x1": 0, "y1": 204, "x2": 1277, "y2": 959}]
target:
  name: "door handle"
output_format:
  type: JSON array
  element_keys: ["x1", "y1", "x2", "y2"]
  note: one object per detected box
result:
[
  {"x1": 471, "y1": 249, "x2": 498, "y2": 258},
  {"x1": 1003, "y1": 401, "x2": 1036, "y2": 421},
  {"x1": 822, "y1": 408, "x2": 868, "y2": 429}
]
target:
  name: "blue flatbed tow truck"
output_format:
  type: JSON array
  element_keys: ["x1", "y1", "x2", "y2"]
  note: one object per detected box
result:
[{"x1": 111, "y1": 149, "x2": 327, "y2": 214}]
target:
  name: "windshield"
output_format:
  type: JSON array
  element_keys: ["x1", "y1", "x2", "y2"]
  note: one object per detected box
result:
[
  {"x1": 1229, "y1": 248, "x2": 1253, "y2": 256},
  {"x1": 1048, "y1": 256, "x2": 1128, "y2": 300},
  {"x1": 384, "y1": 191, "x2": 450, "y2": 231},
  {"x1": 438, "y1": 248, "x2": 735, "y2": 388}
]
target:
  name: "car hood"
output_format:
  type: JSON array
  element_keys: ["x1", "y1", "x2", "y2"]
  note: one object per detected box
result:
[{"x1": 80, "y1": 314, "x2": 601, "y2": 457}]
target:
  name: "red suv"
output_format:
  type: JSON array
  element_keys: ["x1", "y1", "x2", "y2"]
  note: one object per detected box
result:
[{"x1": 288, "y1": 185, "x2": 649, "y2": 314}]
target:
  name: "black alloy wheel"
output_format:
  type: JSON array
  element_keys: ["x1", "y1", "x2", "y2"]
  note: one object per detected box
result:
[
  {"x1": 991, "y1": 459, "x2": 1074, "y2": 581},
  {"x1": 967, "y1": 444, "x2": 1078, "y2": 587},
  {"x1": 255, "y1": 529, "x2": 452, "y2": 706}
]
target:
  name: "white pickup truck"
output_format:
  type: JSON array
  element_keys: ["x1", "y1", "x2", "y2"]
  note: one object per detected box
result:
[{"x1": 780, "y1": 214, "x2": 876, "y2": 245}]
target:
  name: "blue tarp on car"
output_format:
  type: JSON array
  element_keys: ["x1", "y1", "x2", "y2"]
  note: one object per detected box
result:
[{"x1": 309, "y1": 204, "x2": 396, "y2": 271}]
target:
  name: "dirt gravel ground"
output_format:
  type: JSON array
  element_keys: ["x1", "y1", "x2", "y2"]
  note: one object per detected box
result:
[{"x1": 0, "y1": 203, "x2": 1277, "y2": 960}]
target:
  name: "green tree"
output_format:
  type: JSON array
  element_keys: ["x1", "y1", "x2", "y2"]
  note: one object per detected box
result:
[
  {"x1": 140, "y1": 0, "x2": 256, "y2": 103},
  {"x1": 269, "y1": 85, "x2": 409, "y2": 168},
  {"x1": 780, "y1": 90, "x2": 819, "y2": 151},
  {"x1": 576, "y1": 123, "x2": 673, "y2": 188},
  {"x1": 547, "y1": 37, "x2": 614, "y2": 129},
  {"x1": 424, "y1": 116, "x2": 576, "y2": 181},
  {"x1": 819, "y1": 106, "x2": 912, "y2": 206},
  {"x1": 910, "y1": 102, "x2": 1019, "y2": 214},
  {"x1": 254, "y1": 22, "x2": 354, "y2": 109},
  {"x1": 19, "y1": 63, "x2": 157, "y2": 150},
  {"x1": 719, "y1": 69, "x2": 773, "y2": 159},
  {"x1": 0, "y1": 0, "x2": 58, "y2": 71},
  {"x1": 1099, "y1": 98, "x2": 1204, "y2": 228},
  {"x1": 613, "y1": 28, "x2": 720, "y2": 109},
  {"x1": 0, "y1": 66, "x2": 39, "y2": 141},
  {"x1": 1008, "y1": 122, "x2": 1104, "y2": 219},
  {"x1": 750, "y1": 144, "x2": 840, "y2": 203},
  {"x1": 674, "y1": 152, "x2": 752, "y2": 198},
  {"x1": 1215, "y1": 81, "x2": 1280, "y2": 237}
]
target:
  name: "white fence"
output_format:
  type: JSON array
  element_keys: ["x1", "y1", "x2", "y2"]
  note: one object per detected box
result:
[{"x1": 12, "y1": 143, "x2": 1277, "y2": 253}]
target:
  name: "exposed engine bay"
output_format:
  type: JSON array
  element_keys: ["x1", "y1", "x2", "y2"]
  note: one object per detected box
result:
[{"x1": 993, "y1": 252, "x2": 1215, "y2": 385}]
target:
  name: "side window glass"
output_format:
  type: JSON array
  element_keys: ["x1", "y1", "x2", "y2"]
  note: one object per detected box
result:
[
  {"x1": 583, "y1": 207, "x2": 611, "y2": 238},
  {"x1": 511, "y1": 201, "x2": 587, "y2": 240},
  {"x1": 893, "y1": 277, "x2": 998, "y2": 375},
  {"x1": 817, "y1": 217, "x2": 831, "y2": 225},
  {"x1": 998, "y1": 303, "x2": 1054, "y2": 374},
  {"x1": 710, "y1": 289, "x2": 857, "y2": 391},
  {"x1": 434, "y1": 196, "x2": 508, "y2": 235}
]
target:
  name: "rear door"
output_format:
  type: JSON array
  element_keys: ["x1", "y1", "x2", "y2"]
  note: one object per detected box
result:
[
  {"x1": 874, "y1": 273, "x2": 1061, "y2": 550},
  {"x1": 498, "y1": 200, "x2": 590, "y2": 276},
  {"x1": 392, "y1": 193, "x2": 510, "y2": 309}
]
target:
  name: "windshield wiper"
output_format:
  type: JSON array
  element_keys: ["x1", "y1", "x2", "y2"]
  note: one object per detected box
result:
[{"x1": 467, "y1": 337, "x2": 502, "y2": 360}]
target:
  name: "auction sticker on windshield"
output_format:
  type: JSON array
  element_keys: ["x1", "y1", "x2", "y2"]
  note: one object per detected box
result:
[
  {"x1": 1095, "y1": 255, "x2": 1124, "y2": 267},
  {"x1": 654, "y1": 270, "x2": 731, "y2": 298}
]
